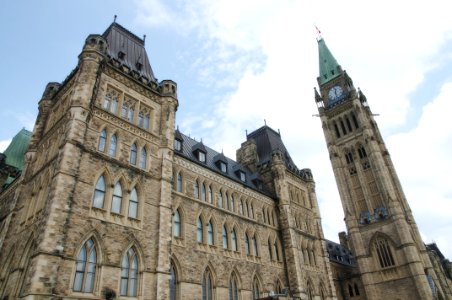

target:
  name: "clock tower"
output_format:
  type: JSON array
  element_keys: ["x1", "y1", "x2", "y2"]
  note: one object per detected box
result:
[{"x1": 314, "y1": 37, "x2": 447, "y2": 300}]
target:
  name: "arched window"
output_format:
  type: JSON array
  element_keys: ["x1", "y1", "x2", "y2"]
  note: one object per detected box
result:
[
  {"x1": 374, "y1": 238, "x2": 395, "y2": 268},
  {"x1": 250, "y1": 204, "x2": 254, "y2": 219},
  {"x1": 202, "y1": 269, "x2": 213, "y2": 300},
  {"x1": 307, "y1": 286, "x2": 313, "y2": 300},
  {"x1": 111, "y1": 182, "x2": 122, "y2": 214},
  {"x1": 230, "y1": 195, "x2": 235, "y2": 212},
  {"x1": 195, "y1": 180, "x2": 200, "y2": 199},
  {"x1": 231, "y1": 228, "x2": 237, "y2": 251},
  {"x1": 173, "y1": 210, "x2": 181, "y2": 238},
  {"x1": 354, "y1": 283, "x2": 360, "y2": 296},
  {"x1": 348, "y1": 284, "x2": 354, "y2": 297},
  {"x1": 276, "y1": 280, "x2": 282, "y2": 294},
  {"x1": 177, "y1": 173, "x2": 182, "y2": 192},
  {"x1": 252, "y1": 277, "x2": 260, "y2": 300},
  {"x1": 229, "y1": 273, "x2": 239, "y2": 300},
  {"x1": 202, "y1": 183, "x2": 206, "y2": 201},
  {"x1": 268, "y1": 239, "x2": 273, "y2": 260},
  {"x1": 109, "y1": 134, "x2": 117, "y2": 156},
  {"x1": 218, "y1": 191, "x2": 223, "y2": 208},
  {"x1": 208, "y1": 186, "x2": 212, "y2": 204},
  {"x1": 128, "y1": 188, "x2": 138, "y2": 218},
  {"x1": 274, "y1": 240, "x2": 280, "y2": 261},
  {"x1": 73, "y1": 238, "x2": 97, "y2": 293},
  {"x1": 225, "y1": 192, "x2": 230, "y2": 210},
  {"x1": 120, "y1": 248, "x2": 138, "y2": 296},
  {"x1": 98, "y1": 129, "x2": 107, "y2": 152},
  {"x1": 253, "y1": 235, "x2": 258, "y2": 256},
  {"x1": 130, "y1": 143, "x2": 137, "y2": 165},
  {"x1": 207, "y1": 220, "x2": 214, "y2": 245},
  {"x1": 197, "y1": 217, "x2": 203, "y2": 243},
  {"x1": 170, "y1": 264, "x2": 178, "y2": 300},
  {"x1": 239, "y1": 199, "x2": 244, "y2": 215},
  {"x1": 245, "y1": 233, "x2": 250, "y2": 255},
  {"x1": 223, "y1": 225, "x2": 228, "y2": 249},
  {"x1": 93, "y1": 176, "x2": 106, "y2": 209},
  {"x1": 140, "y1": 147, "x2": 147, "y2": 169}
]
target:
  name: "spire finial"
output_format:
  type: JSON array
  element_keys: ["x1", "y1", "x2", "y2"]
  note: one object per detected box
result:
[
  {"x1": 315, "y1": 25, "x2": 322, "y2": 41},
  {"x1": 264, "y1": 119, "x2": 267, "y2": 126},
  {"x1": 114, "y1": 15, "x2": 117, "y2": 23},
  {"x1": 143, "y1": 34, "x2": 146, "y2": 44}
]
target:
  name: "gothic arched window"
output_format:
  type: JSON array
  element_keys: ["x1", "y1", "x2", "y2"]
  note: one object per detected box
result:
[
  {"x1": 128, "y1": 188, "x2": 138, "y2": 218},
  {"x1": 202, "y1": 183, "x2": 206, "y2": 201},
  {"x1": 109, "y1": 134, "x2": 117, "y2": 157},
  {"x1": 140, "y1": 147, "x2": 147, "y2": 169},
  {"x1": 120, "y1": 248, "x2": 138, "y2": 297},
  {"x1": 231, "y1": 228, "x2": 238, "y2": 251},
  {"x1": 268, "y1": 239, "x2": 273, "y2": 260},
  {"x1": 218, "y1": 191, "x2": 223, "y2": 208},
  {"x1": 93, "y1": 176, "x2": 106, "y2": 209},
  {"x1": 252, "y1": 277, "x2": 261, "y2": 300},
  {"x1": 374, "y1": 238, "x2": 395, "y2": 268},
  {"x1": 253, "y1": 235, "x2": 259, "y2": 256},
  {"x1": 73, "y1": 238, "x2": 97, "y2": 293},
  {"x1": 98, "y1": 129, "x2": 107, "y2": 152},
  {"x1": 202, "y1": 269, "x2": 213, "y2": 300},
  {"x1": 208, "y1": 186, "x2": 213, "y2": 204},
  {"x1": 229, "y1": 273, "x2": 239, "y2": 300},
  {"x1": 170, "y1": 264, "x2": 178, "y2": 300},
  {"x1": 130, "y1": 143, "x2": 137, "y2": 165},
  {"x1": 223, "y1": 225, "x2": 228, "y2": 249},
  {"x1": 173, "y1": 209, "x2": 181, "y2": 238},
  {"x1": 197, "y1": 217, "x2": 203, "y2": 243},
  {"x1": 195, "y1": 180, "x2": 200, "y2": 199},
  {"x1": 207, "y1": 220, "x2": 214, "y2": 245},
  {"x1": 245, "y1": 233, "x2": 250, "y2": 255},
  {"x1": 111, "y1": 182, "x2": 122, "y2": 214},
  {"x1": 177, "y1": 173, "x2": 182, "y2": 192}
]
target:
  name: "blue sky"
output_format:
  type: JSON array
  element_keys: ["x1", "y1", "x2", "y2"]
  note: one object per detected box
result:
[{"x1": 1, "y1": 0, "x2": 452, "y2": 258}]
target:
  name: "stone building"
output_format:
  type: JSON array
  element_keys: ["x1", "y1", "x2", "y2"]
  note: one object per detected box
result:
[{"x1": 0, "y1": 22, "x2": 450, "y2": 300}]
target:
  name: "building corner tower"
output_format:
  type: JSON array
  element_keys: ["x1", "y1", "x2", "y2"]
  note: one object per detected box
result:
[{"x1": 314, "y1": 37, "x2": 447, "y2": 300}]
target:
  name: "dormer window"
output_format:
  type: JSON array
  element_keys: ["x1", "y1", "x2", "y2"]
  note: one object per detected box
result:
[
  {"x1": 118, "y1": 51, "x2": 126, "y2": 60},
  {"x1": 136, "y1": 62, "x2": 143, "y2": 71},
  {"x1": 239, "y1": 171, "x2": 246, "y2": 182},
  {"x1": 198, "y1": 151, "x2": 206, "y2": 163},
  {"x1": 174, "y1": 139, "x2": 182, "y2": 151},
  {"x1": 220, "y1": 161, "x2": 227, "y2": 173}
]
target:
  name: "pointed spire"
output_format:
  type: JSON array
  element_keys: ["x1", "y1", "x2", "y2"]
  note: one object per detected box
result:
[{"x1": 317, "y1": 37, "x2": 342, "y2": 85}]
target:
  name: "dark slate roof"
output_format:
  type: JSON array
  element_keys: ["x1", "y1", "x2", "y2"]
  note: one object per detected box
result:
[
  {"x1": 247, "y1": 125, "x2": 298, "y2": 170},
  {"x1": 325, "y1": 239, "x2": 356, "y2": 267},
  {"x1": 174, "y1": 130, "x2": 272, "y2": 197},
  {"x1": 102, "y1": 22, "x2": 156, "y2": 82}
]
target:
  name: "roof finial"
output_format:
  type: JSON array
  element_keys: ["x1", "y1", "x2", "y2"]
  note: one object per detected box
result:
[
  {"x1": 264, "y1": 119, "x2": 267, "y2": 126},
  {"x1": 143, "y1": 34, "x2": 146, "y2": 44},
  {"x1": 245, "y1": 129, "x2": 248, "y2": 138},
  {"x1": 315, "y1": 25, "x2": 322, "y2": 41},
  {"x1": 114, "y1": 15, "x2": 117, "y2": 23}
]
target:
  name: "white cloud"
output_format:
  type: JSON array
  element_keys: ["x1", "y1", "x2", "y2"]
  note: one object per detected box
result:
[
  {"x1": 135, "y1": 0, "x2": 452, "y2": 257},
  {"x1": 0, "y1": 140, "x2": 11, "y2": 153}
]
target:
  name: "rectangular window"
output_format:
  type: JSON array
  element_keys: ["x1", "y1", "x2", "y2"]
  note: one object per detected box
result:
[
  {"x1": 220, "y1": 161, "x2": 227, "y2": 173},
  {"x1": 174, "y1": 139, "x2": 182, "y2": 151},
  {"x1": 240, "y1": 171, "x2": 246, "y2": 182},
  {"x1": 199, "y1": 152, "x2": 206, "y2": 162}
]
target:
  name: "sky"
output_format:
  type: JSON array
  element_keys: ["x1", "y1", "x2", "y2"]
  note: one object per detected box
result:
[{"x1": 1, "y1": 1, "x2": 451, "y2": 258}]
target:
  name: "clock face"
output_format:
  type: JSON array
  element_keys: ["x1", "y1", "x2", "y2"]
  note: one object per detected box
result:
[{"x1": 328, "y1": 85, "x2": 343, "y2": 103}]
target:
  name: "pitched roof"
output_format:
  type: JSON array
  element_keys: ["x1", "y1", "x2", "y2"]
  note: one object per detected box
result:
[
  {"x1": 246, "y1": 125, "x2": 298, "y2": 170},
  {"x1": 325, "y1": 239, "x2": 356, "y2": 267},
  {"x1": 174, "y1": 131, "x2": 272, "y2": 197},
  {"x1": 317, "y1": 38, "x2": 341, "y2": 85},
  {"x1": 102, "y1": 22, "x2": 156, "y2": 82},
  {"x1": 3, "y1": 128, "x2": 31, "y2": 171}
]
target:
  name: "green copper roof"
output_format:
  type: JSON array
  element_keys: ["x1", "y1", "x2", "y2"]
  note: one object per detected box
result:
[
  {"x1": 3, "y1": 128, "x2": 31, "y2": 170},
  {"x1": 318, "y1": 38, "x2": 341, "y2": 85}
]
